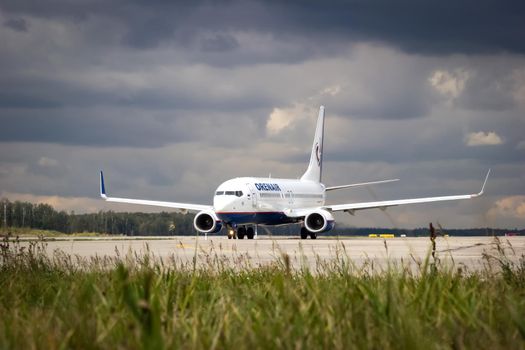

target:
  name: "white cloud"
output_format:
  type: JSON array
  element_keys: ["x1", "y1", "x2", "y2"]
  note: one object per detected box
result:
[
  {"x1": 429, "y1": 69, "x2": 469, "y2": 98},
  {"x1": 266, "y1": 103, "x2": 315, "y2": 135},
  {"x1": 37, "y1": 157, "x2": 59, "y2": 167},
  {"x1": 320, "y1": 84, "x2": 342, "y2": 96},
  {"x1": 465, "y1": 131, "x2": 503, "y2": 146},
  {"x1": 267, "y1": 108, "x2": 294, "y2": 135},
  {"x1": 487, "y1": 195, "x2": 525, "y2": 220},
  {"x1": 266, "y1": 81, "x2": 346, "y2": 136}
]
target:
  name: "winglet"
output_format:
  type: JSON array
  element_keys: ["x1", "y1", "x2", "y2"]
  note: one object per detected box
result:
[
  {"x1": 477, "y1": 169, "x2": 491, "y2": 196},
  {"x1": 100, "y1": 171, "x2": 107, "y2": 199}
]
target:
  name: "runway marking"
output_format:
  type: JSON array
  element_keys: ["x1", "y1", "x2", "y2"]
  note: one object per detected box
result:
[
  {"x1": 437, "y1": 242, "x2": 488, "y2": 253},
  {"x1": 176, "y1": 242, "x2": 193, "y2": 249}
]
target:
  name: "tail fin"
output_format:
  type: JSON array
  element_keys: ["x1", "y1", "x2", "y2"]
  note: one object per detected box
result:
[{"x1": 301, "y1": 106, "x2": 325, "y2": 182}]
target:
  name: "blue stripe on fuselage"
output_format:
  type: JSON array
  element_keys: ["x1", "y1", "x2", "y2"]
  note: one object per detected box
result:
[{"x1": 216, "y1": 212, "x2": 295, "y2": 225}]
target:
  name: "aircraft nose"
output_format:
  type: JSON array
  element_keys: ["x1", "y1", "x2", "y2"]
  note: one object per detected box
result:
[{"x1": 213, "y1": 196, "x2": 235, "y2": 211}]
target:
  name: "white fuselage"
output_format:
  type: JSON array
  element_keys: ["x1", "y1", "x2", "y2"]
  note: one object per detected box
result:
[{"x1": 213, "y1": 177, "x2": 325, "y2": 225}]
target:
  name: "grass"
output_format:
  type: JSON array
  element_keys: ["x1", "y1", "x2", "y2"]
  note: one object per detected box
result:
[
  {"x1": 0, "y1": 226, "x2": 109, "y2": 237},
  {"x1": 0, "y1": 226, "x2": 67, "y2": 237},
  {"x1": 0, "y1": 237, "x2": 524, "y2": 349}
]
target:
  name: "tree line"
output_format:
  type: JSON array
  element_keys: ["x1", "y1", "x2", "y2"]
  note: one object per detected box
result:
[
  {"x1": 0, "y1": 198, "x2": 196, "y2": 236},
  {"x1": 1, "y1": 198, "x2": 520, "y2": 236}
]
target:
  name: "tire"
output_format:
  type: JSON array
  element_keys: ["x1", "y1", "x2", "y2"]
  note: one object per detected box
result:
[
  {"x1": 238, "y1": 227, "x2": 246, "y2": 239},
  {"x1": 247, "y1": 227, "x2": 255, "y2": 239},
  {"x1": 310, "y1": 232, "x2": 317, "y2": 239},
  {"x1": 300, "y1": 227, "x2": 308, "y2": 239}
]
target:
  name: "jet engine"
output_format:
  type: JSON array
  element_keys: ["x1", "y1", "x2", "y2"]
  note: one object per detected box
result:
[
  {"x1": 193, "y1": 211, "x2": 223, "y2": 233},
  {"x1": 304, "y1": 210, "x2": 335, "y2": 233}
]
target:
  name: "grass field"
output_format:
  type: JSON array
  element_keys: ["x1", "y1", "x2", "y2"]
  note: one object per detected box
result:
[{"x1": 1, "y1": 237, "x2": 524, "y2": 349}]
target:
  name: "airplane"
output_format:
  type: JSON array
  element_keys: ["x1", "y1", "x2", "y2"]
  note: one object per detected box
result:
[{"x1": 99, "y1": 106, "x2": 490, "y2": 239}]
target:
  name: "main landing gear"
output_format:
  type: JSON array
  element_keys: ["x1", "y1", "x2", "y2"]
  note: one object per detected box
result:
[
  {"x1": 228, "y1": 225, "x2": 256, "y2": 239},
  {"x1": 300, "y1": 227, "x2": 317, "y2": 239}
]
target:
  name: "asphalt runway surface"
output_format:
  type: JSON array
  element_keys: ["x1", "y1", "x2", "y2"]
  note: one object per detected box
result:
[{"x1": 16, "y1": 236, "x2": 524, "y2": 272}]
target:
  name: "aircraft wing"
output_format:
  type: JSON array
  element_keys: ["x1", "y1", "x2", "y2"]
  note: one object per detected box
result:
[
  {"x1": 324, "y1": 170, "x2": 490, "y2": 213},
  {"x1": 99, "y1": 171, "x2": 211, "y2": 213}
]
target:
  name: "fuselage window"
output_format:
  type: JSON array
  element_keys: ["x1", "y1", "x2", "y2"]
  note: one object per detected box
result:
[
  {"x1": 260, "y1": 193, "x2": 280, "y2": 198},
  {"x1": 216, "y1": 191, "x2": 224, "y2": 195}
]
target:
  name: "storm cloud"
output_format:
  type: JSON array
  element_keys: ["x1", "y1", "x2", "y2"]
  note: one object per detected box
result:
[{"x1": 2, "y1": 0, "x2": 525, "y2": 55}]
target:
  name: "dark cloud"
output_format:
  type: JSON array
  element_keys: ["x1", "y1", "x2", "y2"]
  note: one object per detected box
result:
[
  {"x1": 328, "y1": 79, "x2": 435, "y2": 120},
  {"x1": 0, "y1": 93, "x2": 60, "y2": 108},
  {"x1": 1, "y1": 0, "x2": 524, "y2": 55},
  {"x1": 200, "y1": 34, "x2": 239, "y2": 52},
  {"x1": 0, "y1": 105, "x2": 272, "y2": 147},
  {"x1": 3, "y1": 17, "x2": 28, "y2": 31},
  {"x1": 0, "y1": 109, "x2": 182, "y2": 147},
  {"x1": 122, "y1": 17, "x2": 177, "y2": 49},
  {"x1": 265, "y1": 0, "x2": 525, "y2": 55},
  {"x1": 0, "y1": 0, "x2": 104, "y2": 20},
  {"x1": 458, "y1": 70, "x2": 518, "y2": 111}
]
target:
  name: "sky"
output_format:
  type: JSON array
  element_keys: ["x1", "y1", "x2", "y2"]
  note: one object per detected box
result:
[{"x1": 0, "y1": 0, "x2": 524, "y2": 229}]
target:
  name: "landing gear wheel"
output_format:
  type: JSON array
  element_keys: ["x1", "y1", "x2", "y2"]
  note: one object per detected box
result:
[
  {"x1": 238, "y1": 227, "x2": 246, "y2": 239},
  {"x1": 300, "y1": 227, "x2": 308, "y2": 239},
  {"x1": 227, "y1": 230, "x2": 235, "y2": 239},
  {"x1": 310, "y1": 232, "x2": 317, "y2": 239},
  {"x1": 247, "y1": 227, "x2": 255, "y2": 239}
]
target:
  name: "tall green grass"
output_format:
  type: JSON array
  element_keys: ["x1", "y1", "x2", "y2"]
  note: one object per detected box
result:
[{"x1": 1, "y1": 237, "x2": 524, "y2": 349}]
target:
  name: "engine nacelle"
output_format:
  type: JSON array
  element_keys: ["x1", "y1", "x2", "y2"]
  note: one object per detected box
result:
[
  {"x1": 193, "y1": 211, "x2": 223, "y2": 233},
  {"x1": 304, "y1": 210, "x2": 335, "y2": 233}
]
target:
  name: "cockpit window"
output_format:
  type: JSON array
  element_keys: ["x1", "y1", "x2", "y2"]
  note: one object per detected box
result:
[{"x1": 219, "y1": 190, "x2": 243, "y2": 196}]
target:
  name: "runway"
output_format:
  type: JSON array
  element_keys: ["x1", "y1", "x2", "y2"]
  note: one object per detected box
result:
[{"x1": 15, "y1": 235, "x2": 524, "y2": 272}]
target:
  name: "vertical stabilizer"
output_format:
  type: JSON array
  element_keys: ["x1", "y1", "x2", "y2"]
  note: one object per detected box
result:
[{"x1": 301, "y1": 106, "x2": 325, "y2": 182}]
